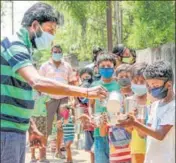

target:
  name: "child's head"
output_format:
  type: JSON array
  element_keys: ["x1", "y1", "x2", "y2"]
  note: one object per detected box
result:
[
  {"x1": 116, "y1": 64, "x2": 132, "y2": 87},
  {"x1": 143, "y1": 60, "x2": 174, "y2": 100},
  {"x1": 116, "y1": 64, "x2": 132, "y2": 96},
  {"x1": 59, "y1": 104, "x2": 70, "y2": 120},
  {"x1": 79, "y1": 67, "x2": 93, "y2": 83},
  {"x1": 97, "y1": 54, "x2": 116, "y2": 81},
  {"x1": 131, "y1": 62, "x2": 148, "y2": 96}
]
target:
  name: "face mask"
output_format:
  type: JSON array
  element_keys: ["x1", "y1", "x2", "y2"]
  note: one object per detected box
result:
[
  {"x1": 118, "y1": 78, "x2": 131, "y2": 87},
  {"x1": 149, "y1": 83, "x2": 168, "y2": 99},
  {"x1": 52, "y1": 53, "x2": 63, "y2": 62},
  {"x1": 34, "y1": 25, "x2": 54, "y2": 50},
  {"x1": 122, "y1": 56, "x2": 134, "y2": 64},
  {"x1": 131, "y1": 84, "x2": 147, "y2": 96},
  {"x1": 60, "y1": 109, "x2": 69, "y2": 120},
  {"x1": 99, "y1": 68, "x2": 114, "y2": 79}
]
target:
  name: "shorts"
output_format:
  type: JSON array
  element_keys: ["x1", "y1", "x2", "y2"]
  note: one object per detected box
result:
[
  {"x1": 32, "y1": 116, "x2": 47, "y2": 136},
  {"x1": 64, "y1": 136, "x2": 74, "y2": 144},
  {"x1": 84, "y1": 131, "x2": 94, "y2": 151},
  {"x1": 46, "y1": 97, "x2": 68, "y2": 135},
  {"x1": 1, "y1": 132, "x2": 26, "y2": 163},
  {"x1": 94, "y1": 136, "x2": 109, "y2": 163}
]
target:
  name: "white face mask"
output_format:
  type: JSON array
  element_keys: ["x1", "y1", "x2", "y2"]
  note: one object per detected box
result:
[{"x1": 34, "y1": 25, "x2": 54, "y2": 50}]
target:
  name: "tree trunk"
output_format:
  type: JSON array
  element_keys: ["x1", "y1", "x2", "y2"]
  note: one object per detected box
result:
[
  {"x1": 114, "y1": 1, "x2": 122, "y2": 44},
  {"x1": 106, "y1": 0, "x2": 113, "y2": 52}
]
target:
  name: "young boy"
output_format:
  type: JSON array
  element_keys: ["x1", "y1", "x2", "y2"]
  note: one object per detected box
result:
[
  {"x1": 30, "y1": 91, "x2": 50, "y2": 163},
  {"x1": 115, "y1": 64, "x2": 133, "y2": 97},
  {"x1": 91, "y1": 54, "x2": 121, "y2": 163},
  {"x1": 124, "y1": 62, "x2": 148, "y2": 163},
  {"x1": 108, "y1": 64, "x2": 133, "y2": 163},
  {"x1": 58, "y1": 104, "x2": 75, "y2": 163},
  {"x1": 119, "y1": 61, "x2": 175, "y2": 163}
]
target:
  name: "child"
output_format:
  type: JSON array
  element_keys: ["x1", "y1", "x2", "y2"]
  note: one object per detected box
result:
[
  {"x1": 108, "y1": 63, "x2": 134, "y2": 163},
  {"x1": 78, "y1": 67, "x2": 95, "y2": 163},
  {"x1": 30, "y1": 91, "x2": 50, "y2": 163},
  {"x1": 124, "y1": 62, "x2": 148, "y2": 163},
  {"x1": 115, "y1": 64, "x2": 133, "y2": 97},
  {"x1": 120, "y1": 61, "x2": 175, "y2": 163},
  {"x1": 58, "y1": 104, "x2": 75, "y2": 163},
  {"x1": 91, "y1": 54, "x2": 121, "y2": 163}
]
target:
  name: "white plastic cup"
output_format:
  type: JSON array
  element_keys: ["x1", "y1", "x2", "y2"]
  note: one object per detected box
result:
[{"x1": 107, "y1": 91, "x2": 123, "y2": 114}]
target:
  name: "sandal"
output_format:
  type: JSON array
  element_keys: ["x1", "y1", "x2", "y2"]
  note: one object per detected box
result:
[
  {"x1": 37, "y1": 159, "x2": 50, "y2": 163},
  {"x1": 55, "y1": 152, "x2": 66, "y2": 159}
]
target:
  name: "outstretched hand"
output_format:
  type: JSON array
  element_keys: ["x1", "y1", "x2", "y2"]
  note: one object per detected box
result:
[
  {"x1": 87, "y1": 86, "x2": 108, "y2": 100},
  {"x1": 29, "y1": 129, "x2": 45, "y2": 149},
  {"x1": 117, "y1": 113, "x2": 136, "y2": 128}
]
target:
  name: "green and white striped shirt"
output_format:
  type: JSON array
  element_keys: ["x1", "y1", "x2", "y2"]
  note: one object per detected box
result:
[{"x1": 1, "y1": 27, "x2": 34, "y2": 133}]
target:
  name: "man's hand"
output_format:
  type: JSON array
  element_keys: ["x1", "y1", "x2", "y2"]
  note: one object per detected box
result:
[
  {"x1": 29, "y1": 130, "x2": 45, "y2": 149},
  {"x1": 87, "y1": 86, "x2": 107, "y2": 100}
]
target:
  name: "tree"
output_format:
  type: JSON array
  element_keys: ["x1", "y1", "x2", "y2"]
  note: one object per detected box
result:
[
  {"x1": 45, "y1": 1, "x2": 107, "y2": 61},
  {"x1": 122, "y1": 1, "x2": 175, "y2": 49}
]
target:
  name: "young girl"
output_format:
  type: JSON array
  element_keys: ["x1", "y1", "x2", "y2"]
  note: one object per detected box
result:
[{"x1": 58, "y1": 104, "x2": 75, "y2": 163}]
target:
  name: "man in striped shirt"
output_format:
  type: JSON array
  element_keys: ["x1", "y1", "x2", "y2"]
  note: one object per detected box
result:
[{"x1": 0, "y1": 2, "x2": 107, "y2": 163}]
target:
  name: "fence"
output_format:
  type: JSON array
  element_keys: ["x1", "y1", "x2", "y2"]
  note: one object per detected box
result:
[{"x1": 136, "y1": 42, "x2": 175, "y2": 79}]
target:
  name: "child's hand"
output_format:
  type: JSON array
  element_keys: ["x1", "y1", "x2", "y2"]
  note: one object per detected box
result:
[
  {"x1": 77, "y1": 114, "x2": 90, "y2": 122},
  {"x1": 117, "y1": 113, "x2": 136, "y2": 128},
  {"x1": 57, "y1": 120, "x2": 63, "y2": 129}
]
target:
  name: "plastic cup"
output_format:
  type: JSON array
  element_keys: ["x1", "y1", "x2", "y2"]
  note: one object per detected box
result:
[{"x1": 107, "y1": 91, "x2": 123, "y2": 114}]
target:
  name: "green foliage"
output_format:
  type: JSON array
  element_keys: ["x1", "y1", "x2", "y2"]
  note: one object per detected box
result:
[
  {"x1": 46, "y1": 1, "x2": 107, "y2": 61},
  {"x1": 37, "y1": 1, "x2": 175, "y2": 63},
  {"x1": 122, "y1": 1, "x2": 175, "y2": 49}
]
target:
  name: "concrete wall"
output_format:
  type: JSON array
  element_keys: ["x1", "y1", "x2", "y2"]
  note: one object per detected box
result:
[{"x1": 136, "y1": 42, "x2": 175, "y2": 78}]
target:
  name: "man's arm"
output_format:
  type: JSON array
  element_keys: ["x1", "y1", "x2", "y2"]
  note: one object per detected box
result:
[{"x1": 18, "y1": 66, "x2": 107, "y2": 99}]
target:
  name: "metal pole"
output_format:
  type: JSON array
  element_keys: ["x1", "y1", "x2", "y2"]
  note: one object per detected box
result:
[{"x1": 106, "y1": 0, "x2": 112, "y2": 52}]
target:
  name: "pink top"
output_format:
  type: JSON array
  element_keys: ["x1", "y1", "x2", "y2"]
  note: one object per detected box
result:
[{"x1": 39, "y1": 59, "x2": 76, "y2": 99}]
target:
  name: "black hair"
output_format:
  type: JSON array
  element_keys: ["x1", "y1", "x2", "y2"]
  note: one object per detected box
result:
[
  {"x1": 131, "y1": 62, "x2": 148, "y2": 79},
  {"x1": 79, "y1": 67, "x2": 93, "y2": 78},
  {"x1": 52, "y1": 44, "x2": 62, "y2": 52},
  {"x1": 112, "y1": 44, "x2": 126, "y2": 57},
  {"x1": 112, "y1": 44, "x2": 136, "y2": 60},
  {"x1": 21, "y1": 2, "x2": 60, "y2": 27},
  {"x1": 143, "y1": 60, "x2": 174, "y2": 82},
  {"x1": 92, "y1": 47, "x2": 104, "y2": 62},
  {"x1": 116, "y1": 64, "x2": 132, "y2": 77},
  {"x1": 97, "y1": 54, "x2": 116, "y2": 67}
]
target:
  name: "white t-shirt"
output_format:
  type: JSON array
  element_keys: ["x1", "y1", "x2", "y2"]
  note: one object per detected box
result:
[{"x1": 145, "y1": 99, "x2": 175, "y2": 163}]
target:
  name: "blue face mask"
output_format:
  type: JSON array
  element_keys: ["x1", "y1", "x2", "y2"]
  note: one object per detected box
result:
[
  {"x1": 52, "y1": 53, "x2": 63, "y2": 62},
  {"x1": 149, "y1": 84, "x2": 168, "y2": 99},
  {"x1": 99, "y1": 68, "x2": 114, "y2": 79},
  {"x1": 34, "y1": 25, "x2": 54, "y2": 50},
  {"x1": 131, "y1": 84, "x2": 147, "y2": 96}
]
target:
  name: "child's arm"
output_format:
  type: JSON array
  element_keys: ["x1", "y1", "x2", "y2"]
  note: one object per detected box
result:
[{"x1": 119, "y1": 114, "x2": 173, "y2": 141}]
